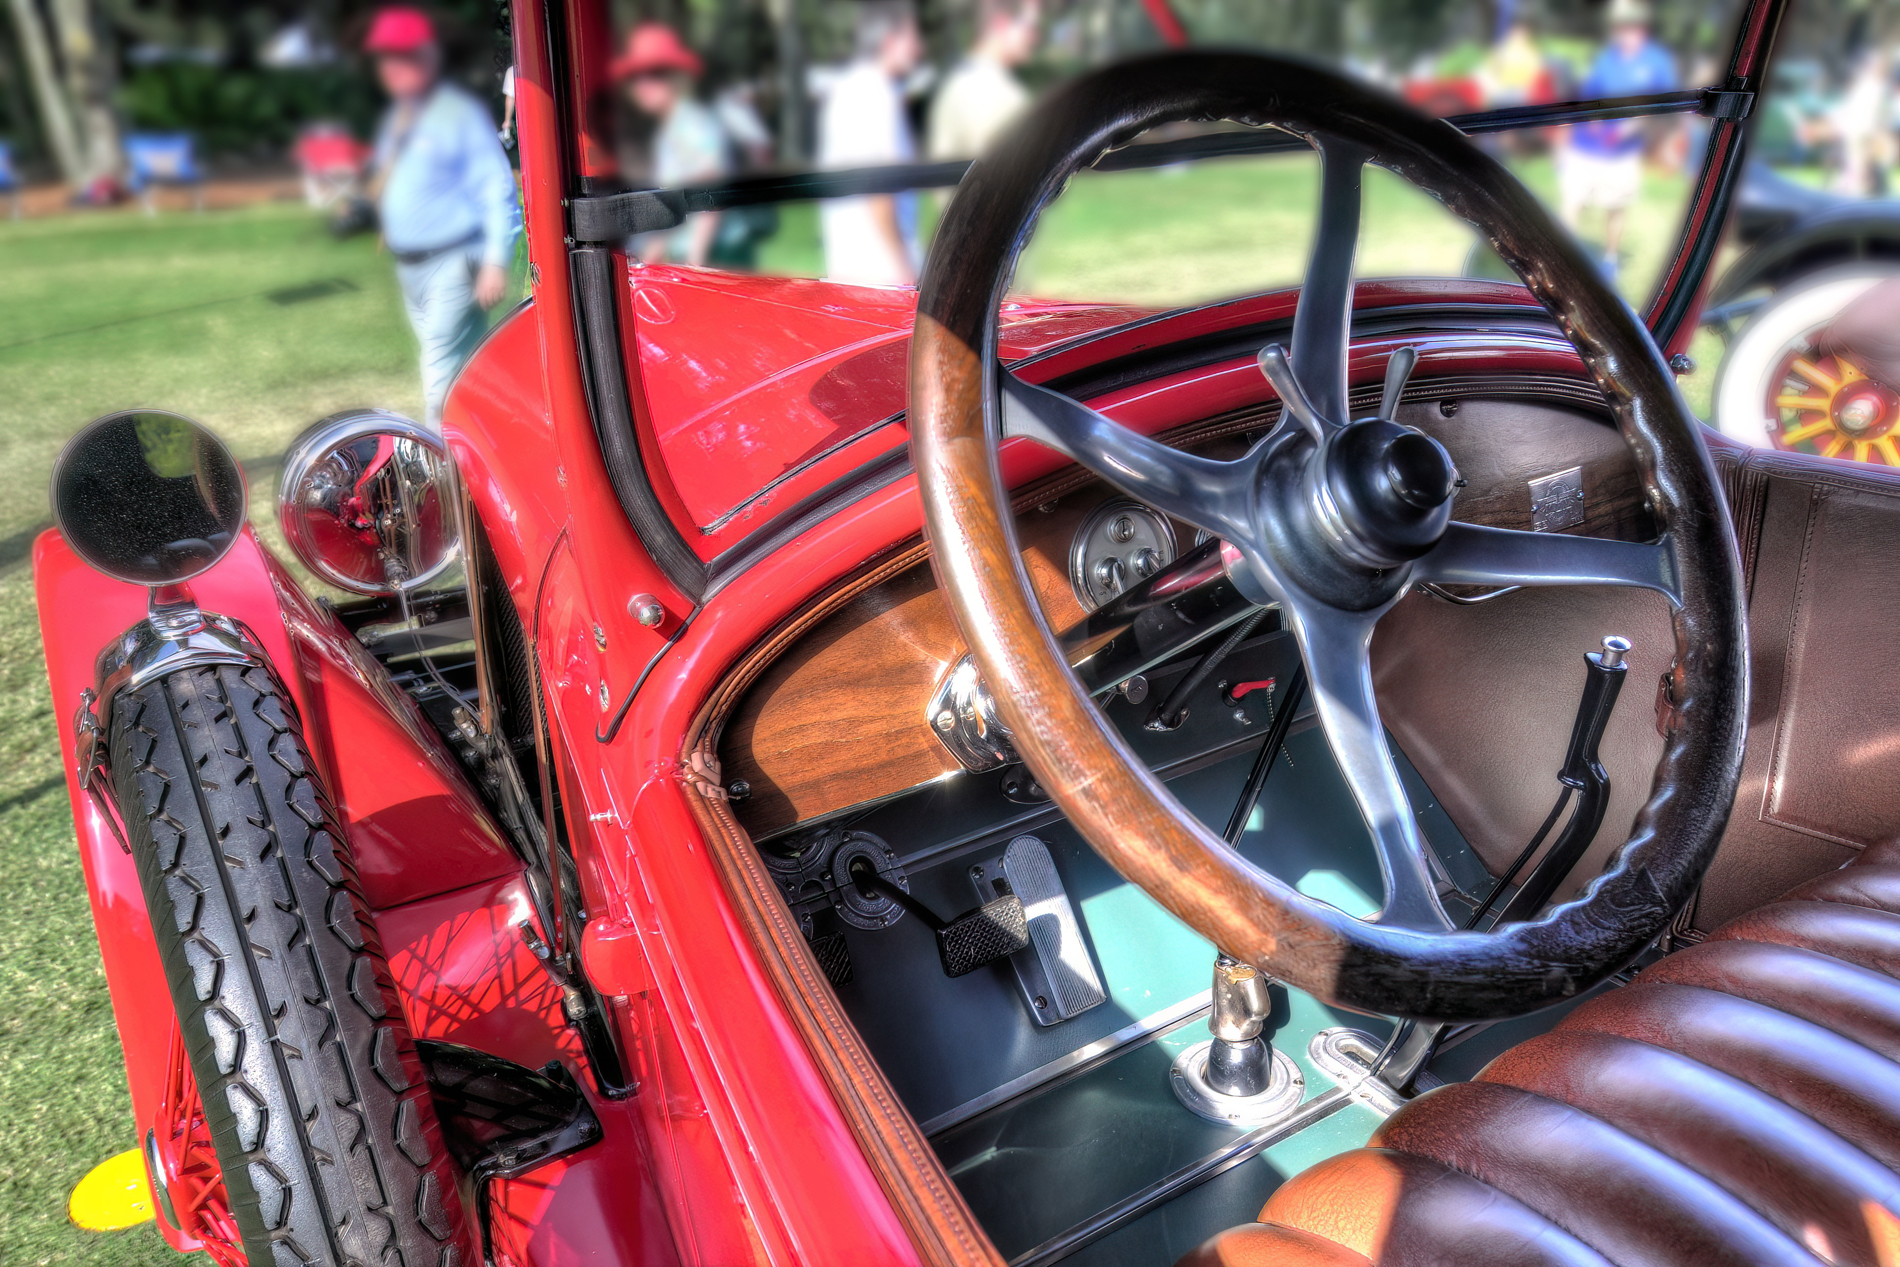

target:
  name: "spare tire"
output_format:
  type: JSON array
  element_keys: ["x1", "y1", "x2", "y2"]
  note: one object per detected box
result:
[{"x1": 108, "y1": 661, "x2": 477, "y2": 1267}]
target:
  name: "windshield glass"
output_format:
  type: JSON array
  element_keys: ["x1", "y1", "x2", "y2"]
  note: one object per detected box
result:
[
  {"x1": 601, "y1": 0, "x2": 1752, "y2": 540},
  {"x1": 606, "y1": 0, "x2": 1739, "y2": 311}
]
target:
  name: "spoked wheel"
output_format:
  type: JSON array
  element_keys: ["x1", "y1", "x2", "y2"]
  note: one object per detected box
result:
[
  {"x1": 107, "y1": 661, "x2": 478, "y2": 1267},
  {"x1": 1714, "y1": 263, "x2": 1900, "y2": 464},
  {"x1": 147, "y1": 1023, "x2": 245, "y2": 1263}
]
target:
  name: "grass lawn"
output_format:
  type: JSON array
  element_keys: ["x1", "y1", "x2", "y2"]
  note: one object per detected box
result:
[{"x1": 0, "y1": 159, "x2": 1709, "y2": 1265}]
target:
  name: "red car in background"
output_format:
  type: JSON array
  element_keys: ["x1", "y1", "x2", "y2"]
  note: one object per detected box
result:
[{"x1": 39, "y1": 0, "x2": 1900, "y2": 1263}]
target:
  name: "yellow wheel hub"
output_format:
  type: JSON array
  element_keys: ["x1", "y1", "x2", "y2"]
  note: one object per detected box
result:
[
  {"x1": 1772, "y1": 351, "x2": 1900, "y2": 465},
  {"x1": 68, "y1": 1148, "x2": 155, "y2": 1232}
]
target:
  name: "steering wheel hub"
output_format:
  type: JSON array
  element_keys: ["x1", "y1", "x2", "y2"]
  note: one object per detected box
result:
[{"x1": 1310, "y1": 419, "x2": 1457, "y2": 569}]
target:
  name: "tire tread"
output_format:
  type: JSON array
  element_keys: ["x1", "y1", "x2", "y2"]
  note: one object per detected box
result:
[{"x1": 110, "y1": 664, "x2": 471, "y2": 1267}]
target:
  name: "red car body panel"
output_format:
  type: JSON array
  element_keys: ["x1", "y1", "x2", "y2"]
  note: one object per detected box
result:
[{"x1": 40, "y1": 0, "x2": 1725, "y2": 1259}]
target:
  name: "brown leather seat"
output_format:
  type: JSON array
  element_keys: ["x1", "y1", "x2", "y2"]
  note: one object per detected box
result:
[{"x1": 1182, "y1": 840, "x2": 1900, "y2": 1267}]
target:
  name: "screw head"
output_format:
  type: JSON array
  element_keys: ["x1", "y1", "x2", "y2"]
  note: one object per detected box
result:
[
  {"x1": 1438, "y1": 399, "x2": 1460, "y2": 418},
  {"x1": 592, "y1": 623, "x2": 607, "y2": 649},
  {"x1": 629, "y1": 594, "x2": 665, "y2": 627},
  {"x1": 598, "y1": 682, "x2": 611, "y2": 709},
  {"x1": 1669, "y1": 352, "x2": 1697, "y2": 375},
  {"x1": 727, "y1": 780, "x2": 751, "y2": 802},
  {"x1": 934, "y1": 710, "x2": 957, "y2": 732}
]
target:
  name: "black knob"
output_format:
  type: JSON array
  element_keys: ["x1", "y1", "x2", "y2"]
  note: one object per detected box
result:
[{"x1": 1383, "y1": 431, "x2": 1456, "y2": 509}]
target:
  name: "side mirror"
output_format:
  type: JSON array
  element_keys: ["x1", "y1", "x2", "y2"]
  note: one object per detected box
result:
[
  {"x1": 51, "y1": 410, "x2": 247, "y2": 586},
  {"x1": 277, "y1": 410, "x2": 460, "y2": 595}
]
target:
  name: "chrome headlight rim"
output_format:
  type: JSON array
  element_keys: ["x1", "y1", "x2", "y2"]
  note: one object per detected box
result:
[{"x1": 277, "y1": 408, "x2": 461, "y2": 596}]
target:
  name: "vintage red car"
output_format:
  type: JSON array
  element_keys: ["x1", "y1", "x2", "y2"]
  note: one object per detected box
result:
[{"x1": 37, "y1": 0, "x2": 1900, "y2": 1263}]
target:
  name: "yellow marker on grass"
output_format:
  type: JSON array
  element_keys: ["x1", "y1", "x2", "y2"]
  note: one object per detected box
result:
[{"x1": 68, "y1": 1148, "x2": 155, "y2": 1231}]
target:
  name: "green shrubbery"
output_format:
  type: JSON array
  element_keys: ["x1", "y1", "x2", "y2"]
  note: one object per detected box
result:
[{"x1": 118, "y1": 62, "x2": 381, "y2": 155}]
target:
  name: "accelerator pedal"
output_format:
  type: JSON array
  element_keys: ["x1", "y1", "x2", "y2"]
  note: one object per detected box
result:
[{"x1": 974, "y1": 835, "x2": 1107, "y2": 1026}]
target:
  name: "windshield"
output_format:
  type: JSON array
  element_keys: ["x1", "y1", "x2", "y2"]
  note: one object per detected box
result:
[
  {"x1": 592, "y1": 0, "x2": 1756, "y2": 538},
  {"x1": 599, "y1": 0, "x2": 1739, "y2": 312}
]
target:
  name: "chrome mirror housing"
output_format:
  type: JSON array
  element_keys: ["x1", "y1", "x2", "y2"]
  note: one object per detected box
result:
[
  {"x1": 278, "y1": 410, "x2": 459, "y2": 595},
  {"x1": 52, "y1": 410, "x2": 247, "y2": 586}
]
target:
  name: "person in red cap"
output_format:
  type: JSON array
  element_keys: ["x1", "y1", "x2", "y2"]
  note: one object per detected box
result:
[
  {"x1": 364, "y1": 6, "x2": 520, "y2": 427},
  {"x1": 613, "y1": 24, "x2": 732, "y2": 268}
]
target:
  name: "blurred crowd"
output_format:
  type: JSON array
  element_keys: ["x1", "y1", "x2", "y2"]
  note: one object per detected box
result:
[{"x1": 613, "y1": 0, "x2": 1040, "y2": 283}]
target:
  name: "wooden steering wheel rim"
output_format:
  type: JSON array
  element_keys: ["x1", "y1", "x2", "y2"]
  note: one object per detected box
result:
[{"x1": 908, "y1": 51, "x2": 1747, "y2": 1021}]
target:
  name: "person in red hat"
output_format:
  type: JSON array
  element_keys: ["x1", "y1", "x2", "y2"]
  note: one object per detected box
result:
[
  {"x1": 364, "y1": 6, "x2": 520, "y2": 427},
  {"x1": 613, "y1": 24, "x2": 731, "y2": 268}
]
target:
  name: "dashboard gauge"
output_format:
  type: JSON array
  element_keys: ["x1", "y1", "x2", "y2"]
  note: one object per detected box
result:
[{"x1": 1069, "y1": 498, "x2": 1177, "y2": 609}]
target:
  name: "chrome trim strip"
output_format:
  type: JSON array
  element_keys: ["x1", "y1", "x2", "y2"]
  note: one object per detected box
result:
[
  {"x1": 920, "y1": 991, "x2": 1214, "y2": 1137},
  {"x1": 1307, "y1": 1027, "x2": 1415, "y2": 1117},
  {"x1": 1010, "y1": 1087, "x2": 1353, "y2": 1267}
]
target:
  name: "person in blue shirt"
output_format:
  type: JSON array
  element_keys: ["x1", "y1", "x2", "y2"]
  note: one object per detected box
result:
[
  {"x1": 365, "y1": 7, "x2": 521, "y2": 427},
  {"x1": 1558, "y1": 0, "x2": 1676, "y2": 279}
]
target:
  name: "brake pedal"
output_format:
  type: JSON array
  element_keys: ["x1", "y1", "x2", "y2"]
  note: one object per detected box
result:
[{"x1": 937, "y1": 896, "x2": 1030, "y2": 977}]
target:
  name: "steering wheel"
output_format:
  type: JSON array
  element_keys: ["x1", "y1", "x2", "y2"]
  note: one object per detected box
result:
[{"x1": 909, "y1": 52, "x2": 1747, "y2": 1021}]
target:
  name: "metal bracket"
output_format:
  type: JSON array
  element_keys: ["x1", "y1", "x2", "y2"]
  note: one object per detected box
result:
[
  {"x1": 1697, "y1": 88, "x2": 1755, "y2": 120},
  {"x1": 971, "y1": 836, "x2": 1106, "y2": 1026},
  {"x1": 75, "y1": 598, "x2": 269, "y2": 856},
  {"x1": 73, "y1": 687, "x2": 130, "y2": 853},
  {"x1": 416, "y1": 1041, "x2": 603, "y2": 1267},
  {"x1": 92, "y1": 600, "x2": 265, "y2": 722},
  {"x1": 928, "y1": 654, "x2": 1017, "y2": 772},
  {"x1": 569, "y1": 188, "x2": 687, "y2": 242}
]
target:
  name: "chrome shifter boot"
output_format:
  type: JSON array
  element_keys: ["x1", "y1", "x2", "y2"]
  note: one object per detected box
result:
[{"x1": 1171, "y1": 954, "x2": 1304, "y2": 1125}]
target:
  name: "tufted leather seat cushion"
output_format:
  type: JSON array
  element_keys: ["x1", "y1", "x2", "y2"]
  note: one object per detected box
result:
[{"x1": 1180, "y1": 840, "x2": 1900, "y2": 1266}]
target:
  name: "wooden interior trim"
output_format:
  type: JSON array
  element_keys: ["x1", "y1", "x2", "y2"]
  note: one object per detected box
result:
[
  {"x1": 675, "y1": 452, "x2": 1174, "y2": 1267},
  {"x1": 682, "y1": 546, "x2": 1000, "y2": 1267}
]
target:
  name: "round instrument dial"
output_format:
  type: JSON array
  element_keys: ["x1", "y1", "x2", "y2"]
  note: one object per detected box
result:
[{"x1": 1069, "y1": 498, "x2": 1177, "y2": 609}]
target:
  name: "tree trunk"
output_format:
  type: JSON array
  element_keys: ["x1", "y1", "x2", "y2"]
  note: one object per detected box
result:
[
  {"x1": 47, "y1": 0, "x2": 119, "y2": 184},
  {"x1": 767, "y1": 0, "x2": 806, "y2": 163},
  {"x1": 4, "y1": 0, "x2": 84, "y2": 180}
]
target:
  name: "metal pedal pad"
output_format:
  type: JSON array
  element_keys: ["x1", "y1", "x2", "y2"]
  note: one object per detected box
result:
[{"x1": 974, "y1": 835, "x2": 1106, "y2": 1026}]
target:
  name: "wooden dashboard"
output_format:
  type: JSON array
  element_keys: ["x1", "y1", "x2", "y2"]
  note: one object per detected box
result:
[{"x1": 718, "y1": 383, "x2": 1651, "y2": 842}]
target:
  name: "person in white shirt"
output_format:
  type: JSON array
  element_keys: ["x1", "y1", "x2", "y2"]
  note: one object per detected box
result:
[
  {"x1": 928, "y1": 0, "x2": 1040, "y2": 162},
  {"x1": 818, "y1": 1, "x2": 925, "y2": 286}
]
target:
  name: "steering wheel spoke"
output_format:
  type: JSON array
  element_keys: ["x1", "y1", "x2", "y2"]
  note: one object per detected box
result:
[
  {"x1": 1000, "y1": 370, "x2": 1256, "y2": 539},
  {"x1": 1417, "y1": 522, "x2": 1681, "y2": 605},
  {"x1": 1288, "y1": 600, "x2": 1452, "y2": 931},
  {"x1": 1288, "y1": 138, "x2": 1369, "y2": 426}
]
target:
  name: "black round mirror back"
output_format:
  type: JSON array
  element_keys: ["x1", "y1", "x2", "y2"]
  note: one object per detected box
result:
[{"x1": 53, "y1": 410, "x2": 247, "y2": 586}]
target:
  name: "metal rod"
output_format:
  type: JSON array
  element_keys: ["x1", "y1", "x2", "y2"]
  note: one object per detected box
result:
[
  {"x1": 608, "y1": 91, "x2": 1715, "y2": 219},
  {"x1": 1147, "y1": 608, "x2": 1268, "y2": 730},
  {"x1": 1222, "y1": 665, "x2": 1308, "y2": 844}
]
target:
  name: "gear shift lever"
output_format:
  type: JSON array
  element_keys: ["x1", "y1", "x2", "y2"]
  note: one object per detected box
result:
[
  {"x1": 1171, "y1": 952, "x2": 1303, "y2": 1124},
  {"x1": 1206, "y1": 954, "x2": 1274, "y2": 1096}
]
